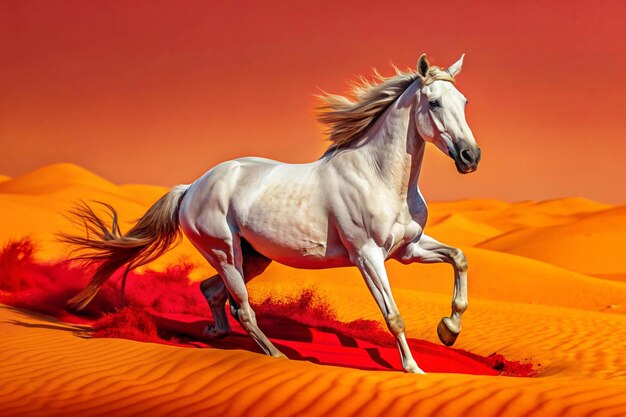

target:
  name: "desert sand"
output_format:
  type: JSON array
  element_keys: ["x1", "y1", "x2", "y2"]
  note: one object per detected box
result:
[{"x1": 1, "y1": 163, "x2": 626, "y2": 417}]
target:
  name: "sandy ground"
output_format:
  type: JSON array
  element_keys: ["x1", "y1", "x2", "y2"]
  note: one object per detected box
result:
[{"x1": 1, "y1": 163, "x2": 626, "y2": 417}]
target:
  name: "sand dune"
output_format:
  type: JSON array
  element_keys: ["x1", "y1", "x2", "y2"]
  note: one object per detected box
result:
[
  {"x1": 513, "y1": 197, "x2": 611, "y2": 216},
  {"x1": 430, "y1": 197, "x2": 610, "y2": 234},
  {"x1": 0, "y1": 164, "x2": 210, "y2": 276},
  {"x1": 0, "y1": 163, "x2": 119, "y2": 195},
  {"x1": 593, "y1": 273, "x2": 626, "y2": 283},
  {"x1": 426, "y1": 214, "x2": 504, "y2": 246},
  {"x1": 1, "y1": 163, "x2": 626, "y2": 417},
  {"x1": 479, "y1": 205, "x2": 626, "y2": 275}
]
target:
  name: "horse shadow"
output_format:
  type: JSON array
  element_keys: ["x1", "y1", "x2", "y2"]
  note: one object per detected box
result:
[{"x1": 153, "y1": 313, "x2": 397, "y2": 371}]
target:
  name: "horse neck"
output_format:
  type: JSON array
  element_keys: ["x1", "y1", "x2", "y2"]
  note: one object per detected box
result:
[{"x1": 345, "y1": 81, "x2": 426, "y2": 197}]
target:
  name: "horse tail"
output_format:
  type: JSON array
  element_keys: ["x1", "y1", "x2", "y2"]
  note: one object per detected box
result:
[{"x1": 60, "y1": 184, "x2": 190, "y2": 310}]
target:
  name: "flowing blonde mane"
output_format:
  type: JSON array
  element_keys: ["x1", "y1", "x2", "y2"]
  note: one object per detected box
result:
[{"x1": 317, "y1": 66, "x2": 455, "y2": 152}]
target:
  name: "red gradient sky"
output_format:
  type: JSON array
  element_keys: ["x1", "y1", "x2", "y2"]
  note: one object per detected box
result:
[{"x1": 1, "y1": 1, "x2": 625, "y2": 202}]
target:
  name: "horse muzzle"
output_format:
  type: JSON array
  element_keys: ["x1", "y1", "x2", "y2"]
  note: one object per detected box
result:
[{"x1": 453, "y1": 144, "x2": 481, "y2": 174}]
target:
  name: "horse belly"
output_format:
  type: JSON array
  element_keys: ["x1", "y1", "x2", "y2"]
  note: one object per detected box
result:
[
  {"x1": 244, "y1": 232, "x2": 351, "y2": 269},
  {"x1": 239, "y1": 216, "x2": 351, "y2": 268},
  {"x1": 236, "y1": 183, "x2": 350, "y2": 269}
]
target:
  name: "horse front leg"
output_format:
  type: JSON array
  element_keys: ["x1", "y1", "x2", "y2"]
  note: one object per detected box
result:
[
  {"x1": 352, "y1": 241, "x2": 425, "y2": 374},
  {"x1": 397, "y1": 234, "x2": 468, "y2": 346}
]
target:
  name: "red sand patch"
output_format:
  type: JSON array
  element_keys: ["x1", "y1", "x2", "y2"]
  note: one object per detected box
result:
[{"x1": 0, "y1": 240, "x2": 535, "y2": 376}]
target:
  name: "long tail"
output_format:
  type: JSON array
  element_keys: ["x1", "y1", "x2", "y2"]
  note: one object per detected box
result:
[{"x1": 59, "y1": 184, "x2": 190, "y2": 310}]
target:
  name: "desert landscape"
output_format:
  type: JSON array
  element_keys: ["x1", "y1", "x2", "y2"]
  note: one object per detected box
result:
[
  {"x1": 3, "y1": 1, "x2": 625, "y2": 415},
  {"x1": 1, "y1": 163, "x2": 626, "y2": 417}
]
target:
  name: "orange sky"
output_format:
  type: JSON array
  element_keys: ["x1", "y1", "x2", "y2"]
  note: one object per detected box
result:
[{"x1": 1, "y1": 1, "x2": 625, "y2": 202}]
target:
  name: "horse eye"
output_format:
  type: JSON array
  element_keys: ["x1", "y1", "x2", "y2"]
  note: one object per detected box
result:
[{"x1": 428, "y1": 99, "x2": 440, "y2": 109}]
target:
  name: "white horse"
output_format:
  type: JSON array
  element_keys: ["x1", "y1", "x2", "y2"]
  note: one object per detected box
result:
[{"x1": 64, "y1": 54, "x2": 481, "y2": 374}]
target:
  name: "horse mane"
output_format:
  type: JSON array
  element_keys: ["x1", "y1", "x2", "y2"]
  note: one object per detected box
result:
[{"x1": 317, "y1": 65, "x2": 455, "y2": 154}]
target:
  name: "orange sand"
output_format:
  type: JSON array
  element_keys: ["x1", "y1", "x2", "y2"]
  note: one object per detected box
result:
[{"x1": 1, "y1": 163, "x2": 626, "y2": 417}]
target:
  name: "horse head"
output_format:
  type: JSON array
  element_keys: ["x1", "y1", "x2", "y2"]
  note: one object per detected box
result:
[{"x1": 413, "y1": 54, "x2": 481, "y2": 174}]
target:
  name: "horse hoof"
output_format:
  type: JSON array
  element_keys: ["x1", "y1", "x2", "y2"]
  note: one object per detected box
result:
[
  {"x1": 404, "y1": 360, "x2": 426, "y2": 374},
  {"x1": 437, "y1": 318, "x2": 459, "y2": 346},
  {"x1": 202, "y1": 324, "x2": 229, "y2": 339}
]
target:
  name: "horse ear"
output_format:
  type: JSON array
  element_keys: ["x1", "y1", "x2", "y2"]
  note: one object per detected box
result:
[
  {"x1": 447, "y1": 53, "x2": 465, "y2": 77},
  {"x1": 417, "y1": 54, "x2": 430, "y2": 78}
]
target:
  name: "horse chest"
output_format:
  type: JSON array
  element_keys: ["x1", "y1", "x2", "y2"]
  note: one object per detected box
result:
[
  {"x1": 376, "y1": 193, "x2": 427, "y2": 256},
  {"x1": 381, "y1": 217, "x2": 423, "y2": 256}
]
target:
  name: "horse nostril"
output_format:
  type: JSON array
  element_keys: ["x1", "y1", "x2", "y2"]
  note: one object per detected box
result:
[{"x1": 460, "y1": 149, "x2": 472, "y2": 164}]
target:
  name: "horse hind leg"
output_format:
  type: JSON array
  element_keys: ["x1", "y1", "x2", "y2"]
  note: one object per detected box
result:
[
  {"x1": 200, "y1": 275, "x2": 230, "y2": 338},
  {"x1": 200, "y1": 240, "x2": 272, "y2": 338},
  {"x1": 194, "y1": 229, "x2": 285, "y2": 358},
  {"x1": 218, "y1": 256, "x2": 285, "y2": 358}
]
